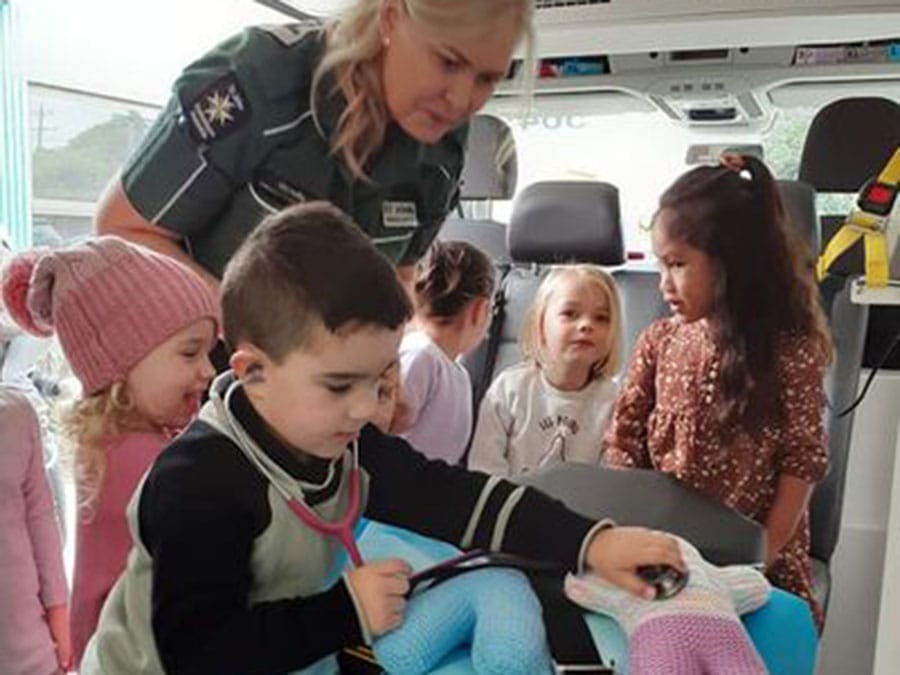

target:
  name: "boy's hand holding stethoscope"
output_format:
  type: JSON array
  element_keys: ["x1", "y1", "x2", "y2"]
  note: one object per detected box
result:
[
  {"x1": 345, "y1": 558, "x2": 413, "y2": 636},
  {"x1": 584, "y1": 526, "x2": 686, "y2": 601}
]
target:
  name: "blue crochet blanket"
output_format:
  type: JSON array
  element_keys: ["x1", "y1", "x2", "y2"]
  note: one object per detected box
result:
[{"x1": 351, "y1": 520, "x2": 819, "y2": 675}]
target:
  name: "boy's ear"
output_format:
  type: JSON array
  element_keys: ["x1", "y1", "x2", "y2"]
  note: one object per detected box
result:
[{"x1": 230, "y1": 343, "x2": 269, "y2": 384}]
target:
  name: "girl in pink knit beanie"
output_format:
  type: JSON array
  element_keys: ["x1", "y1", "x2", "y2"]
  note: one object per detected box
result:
[{"x1": 1, "y1": 236, "x2": 219, "y2": 668}]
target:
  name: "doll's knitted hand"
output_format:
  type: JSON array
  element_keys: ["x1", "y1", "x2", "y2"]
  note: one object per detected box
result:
[{"x1": 568, "y1": 536, "x2": 770, "y2": 675}]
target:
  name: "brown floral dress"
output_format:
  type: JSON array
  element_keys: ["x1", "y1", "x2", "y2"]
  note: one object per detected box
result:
[{"x1": 604, "y1": 317, "x2": 829, "y2": 628}]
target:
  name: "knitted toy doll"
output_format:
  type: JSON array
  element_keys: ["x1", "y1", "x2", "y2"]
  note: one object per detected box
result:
[
  {"x1": 565, "y1": 536, "x2": 770, "y2": 675},
  {"x1": 373, "y1": 567, "x2": 553, "y2": 675}
]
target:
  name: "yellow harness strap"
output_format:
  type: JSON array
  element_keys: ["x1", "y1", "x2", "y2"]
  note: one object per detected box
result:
[{"x1": 817, "y1": 147, "x2": 900, "y2": 288}]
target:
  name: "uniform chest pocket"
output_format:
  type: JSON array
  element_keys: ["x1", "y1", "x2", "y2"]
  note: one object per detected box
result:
[{"x1": 251, "y1": 135, "x2": 338, "y2": 211}]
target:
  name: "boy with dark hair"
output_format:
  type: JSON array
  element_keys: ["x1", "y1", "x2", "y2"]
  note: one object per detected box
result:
[{"x1": 82, "y1": 202, "x2": 682, "y2": 675}]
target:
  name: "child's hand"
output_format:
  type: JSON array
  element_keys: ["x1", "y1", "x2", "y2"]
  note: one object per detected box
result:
[
  {"x1": 585, "y1": 526, "x2": 684, "y2": 600},
  {"x1": 45, "y1": 603, "x2": 72, "y2": 671},
  {"x1": 388, "y1": 390, "x2": 413, "y2": 435},
  {"x1": 346, "y1": 558, "x2": 412, "y2": 637},
  {"x1": 372, "y1": 367, "x2": 412, "y2": 435},
  {"x1": 372, "y1": 366, "x2": 408, "y2": 435}
]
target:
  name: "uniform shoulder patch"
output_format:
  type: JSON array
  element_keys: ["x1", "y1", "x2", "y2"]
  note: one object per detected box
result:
[
  {"x1": 183, "y1": 73, "x2": 251, "y2": 144},
  {"x1": 259, "y1": 21, "x2": 321, "y2": 47}
]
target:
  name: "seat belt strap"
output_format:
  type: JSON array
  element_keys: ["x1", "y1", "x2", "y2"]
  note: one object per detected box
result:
[
  {"x1": 527, "y1": 574, "x2": 615, "y2": 674},
  {"x1": 879, "y1": 147, "x2": 900, "y2": 184},
  {"x1": 817, "y1": 146, "x2": 900, "y2": 289},
  {"x1": 817, "y1": 225, "x2": 863, "y2": 280},
  {"x1": 474, "y1": 276, "x2": 508, "y2": 410},
  {"x1": 863, "y1": 229, "x2": 890, "y2": 288}
]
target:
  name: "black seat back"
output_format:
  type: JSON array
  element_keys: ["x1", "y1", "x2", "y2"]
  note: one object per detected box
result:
[{"x1": 518, "y1": 464, "x2": 765, "y2": 566}]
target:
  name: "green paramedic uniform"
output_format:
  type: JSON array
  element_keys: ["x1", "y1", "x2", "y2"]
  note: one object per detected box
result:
[{"x1": 121, "y1": 22, "x2": 467, "y2": 278}]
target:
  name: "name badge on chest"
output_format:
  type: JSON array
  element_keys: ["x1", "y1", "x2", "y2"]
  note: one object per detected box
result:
[{"x1": 381, "y1": 201, "x2": 419, "y2": 229}]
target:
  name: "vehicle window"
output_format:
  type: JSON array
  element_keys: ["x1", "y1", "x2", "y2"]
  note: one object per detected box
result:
[
  {"x1": 485, "y1": 98, "x2": 857, "y2": 252},
  {"x1": 29, "y1": 84, "x2": 160, "y2": 247},
  {"x1": 486, "y1": 102, "x2": 697, "y2": 253},
  {"x1": 759, "y1": 106, "x2": 857, "y2": 215}
]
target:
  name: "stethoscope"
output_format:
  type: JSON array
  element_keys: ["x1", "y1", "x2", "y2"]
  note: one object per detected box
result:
[
  {"x1": 204, "y1": 375, "x2": 365, "y2": 568},
  {"x1": 283, "y1": 455, "x2": 364, "y2": 568}
]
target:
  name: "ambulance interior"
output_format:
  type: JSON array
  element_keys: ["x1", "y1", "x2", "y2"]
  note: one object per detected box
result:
[{"x1": 8, "y1": 0, "x2": 900, "y2": 672}]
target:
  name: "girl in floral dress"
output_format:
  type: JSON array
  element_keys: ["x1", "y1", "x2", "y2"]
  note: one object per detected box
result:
[{"x1": 604, "y1": 154, "x2": 832, "y2": 629}]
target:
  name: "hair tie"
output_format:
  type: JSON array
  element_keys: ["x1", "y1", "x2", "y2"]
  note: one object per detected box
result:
[{"x1": 719, "y1": 152, "x2": 753, "y2": 181}]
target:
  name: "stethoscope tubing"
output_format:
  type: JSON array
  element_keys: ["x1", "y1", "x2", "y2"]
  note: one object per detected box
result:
[{"x1": 218, "y1": 378, "x2": 365, "y2": 568}]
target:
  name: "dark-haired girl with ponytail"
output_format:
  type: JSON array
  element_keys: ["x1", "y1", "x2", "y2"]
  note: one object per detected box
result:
[
  {"x1": 604, "y1": 153, "x2": 833, "y2": 629},
  {"x1": 394, "y1": 241, "x2": 495, "y2": 464}
]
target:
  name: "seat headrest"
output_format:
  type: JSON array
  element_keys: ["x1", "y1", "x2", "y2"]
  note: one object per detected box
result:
[
  {"x1": 798, "y1": 97, "x2": 900, "y2": 192},
  {"x1": 459, "y1": 114, "x2": 517, "y2": 200},
  {"x1": 508, "y1": 181, "x2": 625, "y2": 265},
  {"x1": 778, "y1": 180, "x2": 820, "y2": 253}
]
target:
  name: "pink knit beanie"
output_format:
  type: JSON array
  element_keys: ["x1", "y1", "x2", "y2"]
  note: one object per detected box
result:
[{"x1": 1, "y1": 236, "x2": 219, "y2": 395}]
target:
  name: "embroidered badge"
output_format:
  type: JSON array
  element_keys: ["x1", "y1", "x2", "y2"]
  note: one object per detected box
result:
[
  {"x1": 381, "y1": 201, "x2": 419, "y2": 229},
  {"x1": 185, "y1": 74, "x2": 250, "y2": 144}
]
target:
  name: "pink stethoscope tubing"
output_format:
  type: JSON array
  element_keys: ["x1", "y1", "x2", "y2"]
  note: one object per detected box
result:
[
  {"x1": 216, "y1": 379, "x2": 364, "y2": 568},
  {"x1": 284, "y1": 457, "x2": 364, "y2": 568}
]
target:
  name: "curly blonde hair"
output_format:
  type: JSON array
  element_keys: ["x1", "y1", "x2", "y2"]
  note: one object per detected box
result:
[
  {"x1": 61, "y1": 382, "x2": 139, "y2": 518},
  {"x1": 313, "y1": 0, "x2": 534, "y2": 180},
  {"x1": 520, "y1": 266, "x2": 623, "y2": 381}
]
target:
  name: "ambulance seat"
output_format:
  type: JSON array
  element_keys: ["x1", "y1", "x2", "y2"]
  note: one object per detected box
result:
[
  {"x1": 610, "y1": 266, "x2": 667, "y2": 376},
  {"x1": 438, "y1": 114, "x2": 516, "y2": 265},
  {"x1": 796, "y1": 98, "x2": 899, "y2": 617}
]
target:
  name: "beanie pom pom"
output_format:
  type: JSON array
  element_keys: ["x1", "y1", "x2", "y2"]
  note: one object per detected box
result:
[{"x1": 1, "y1": 251, "x2": 54, "y2": 337}]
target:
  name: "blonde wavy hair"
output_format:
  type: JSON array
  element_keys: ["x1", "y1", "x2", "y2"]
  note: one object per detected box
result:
[
  {"x1": 520, "y1": 266, "x2": 623, "y2": 381},
  {"x1": 61, "y1": 382, "x2": 140, "y2": 518},
  {"x1": 313, "y1": 0, "x2": 534, "y2": 180}
]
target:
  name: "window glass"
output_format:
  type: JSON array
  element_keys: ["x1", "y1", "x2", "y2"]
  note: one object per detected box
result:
[
  {"x1": 29, "y1": 84, "x2": 160, "y2": 245},
  {"x1": 483, "y1": 98, "x2": 841, "y2": 252},
  {"x1": 760, "y1": 105, "x2": 861, "y2": 215}
]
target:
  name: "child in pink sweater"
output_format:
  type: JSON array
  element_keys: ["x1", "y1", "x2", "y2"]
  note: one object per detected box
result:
[
  {"x1": 2, "y1": 237, "x2": 219, "y2": 667},
  {"x1": 0, "y1": 385, "x2": 70, "y2": 674}
]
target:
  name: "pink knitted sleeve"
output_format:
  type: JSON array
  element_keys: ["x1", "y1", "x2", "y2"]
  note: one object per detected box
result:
[{"x1": 17, "y1": 392, "x2": 69, "y2": 607}]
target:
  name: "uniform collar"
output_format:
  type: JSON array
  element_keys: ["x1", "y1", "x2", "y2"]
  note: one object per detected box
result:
[{"x1": 305, "y1": 30, "x2": 342, "y2": 143}]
